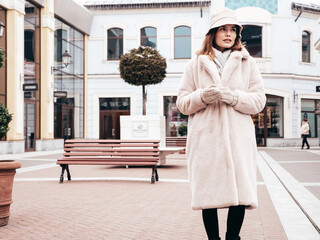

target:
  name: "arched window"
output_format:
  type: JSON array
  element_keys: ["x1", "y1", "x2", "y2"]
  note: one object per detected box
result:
[
  {"x1": 241, "y1": 25, "x2": 262, "y2": 57},
  {"x1": 141, "y1": 27, "x2": 157, "y2": 49},
  {"x1": 54, "y1": 29, "x2": 68, "y2": 62},
  {"x1": 107, "y1": 28, "x2": 123, "y2": 60},
  {"x1": 174, "y1": 26, "x2": 191, "y2": 59},
  {"x1": 302, "y1": 31, "x2": 311, "y2": 62}
]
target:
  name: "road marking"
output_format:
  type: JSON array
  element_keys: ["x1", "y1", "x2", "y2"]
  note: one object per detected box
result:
[
  {"x1": 14, "y1": 176, "x2": 264, "y2": 185},
  {"x1": 17, "y1": 163, "x2": 58, "y2": 173},
  {"x1": 258, "y1": 151, "x2": 320, "y2": 239},
  {"x1": 302, "y1": 182, "x2": 320, "y2": 187},
  {"x1": 0, "y1": 149, "x2": 63, "y2": 160},
  {"x1": 277, "y1": 160, "x2": 320, "y2": 163}
]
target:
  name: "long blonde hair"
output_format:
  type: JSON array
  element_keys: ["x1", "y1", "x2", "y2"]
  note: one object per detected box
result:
[{"x1": 198, "y1": 26, "x2": 243, "y2": 60}]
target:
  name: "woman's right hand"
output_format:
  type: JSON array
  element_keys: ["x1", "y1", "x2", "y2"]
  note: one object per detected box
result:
[{"x1": 200, "y1": 84, "x2": 218, "y2": 104}]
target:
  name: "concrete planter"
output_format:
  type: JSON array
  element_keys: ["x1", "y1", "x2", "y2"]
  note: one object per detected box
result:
[{"x1": 0, "y1": 160, "x2": 21, "y2": 226}]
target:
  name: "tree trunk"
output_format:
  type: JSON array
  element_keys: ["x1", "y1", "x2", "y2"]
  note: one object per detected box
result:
[{"x1": 142, "y1": 85, "x2": 146, "y2": 115}]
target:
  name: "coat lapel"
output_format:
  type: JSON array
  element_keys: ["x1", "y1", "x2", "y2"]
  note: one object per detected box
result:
[
  {"x1": 197, "y1": 48, "x2": 249, "y2": 87},
  {"x1": 221, "y1": 48, "x2": 249, "y2": 86},
  {"x1": 198, "y1": 55, "x2": 221, "y2": 85}
]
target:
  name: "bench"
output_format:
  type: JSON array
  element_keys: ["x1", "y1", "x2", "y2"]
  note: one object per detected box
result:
[
  {"x1": 56, "y1": 139, "x2": 160, "y2": 184},
  {"x1": 166, "y1": 137, "x2": 187, "y2": 147}
]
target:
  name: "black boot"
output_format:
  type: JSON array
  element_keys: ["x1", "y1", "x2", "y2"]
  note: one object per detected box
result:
[{"x1": 226, "y1": 233, "x2": 240, "y2": 240}]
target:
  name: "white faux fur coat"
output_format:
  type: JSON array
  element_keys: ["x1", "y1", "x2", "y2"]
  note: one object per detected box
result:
[{"x1": 176, "y1": 49, "x2": 266, "y2": 210}]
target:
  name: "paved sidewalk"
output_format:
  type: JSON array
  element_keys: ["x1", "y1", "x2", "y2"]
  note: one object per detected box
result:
[{"x1": 0, "y1": 148, "x2": 319, "y2": 239}]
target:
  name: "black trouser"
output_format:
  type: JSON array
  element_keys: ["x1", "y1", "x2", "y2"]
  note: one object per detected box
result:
[
  {"x1": 202, "y1": 205, "x2": 245, "y2": 240},
  {"x1": 302, "y1": 134, "x2": 310, "y2": 149}
]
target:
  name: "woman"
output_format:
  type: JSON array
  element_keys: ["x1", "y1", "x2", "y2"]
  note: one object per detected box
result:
[
  {"x1": 300, "y1": 118, "x2": 310, "y2": 149},
  {"x1": 176, "y1": 8, "x2": 266, "y2": 240}
]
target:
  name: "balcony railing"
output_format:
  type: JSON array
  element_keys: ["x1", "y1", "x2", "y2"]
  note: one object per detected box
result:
[{"x1": 254, "y1": 57, "x2": 272, "y2": 73}]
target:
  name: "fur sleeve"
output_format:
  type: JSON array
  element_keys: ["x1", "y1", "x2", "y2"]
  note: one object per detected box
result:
[
  {"x1": 176, "y1": 60, "x2": 207, "y2": 115},
  {"x1": 233, "y1": 57, "x2": 266, "y2": 115}
]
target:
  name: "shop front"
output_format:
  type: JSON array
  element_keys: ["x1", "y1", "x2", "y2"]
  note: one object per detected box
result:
[{"x1": 163, "y1": 95, "x2": 285, "y2": 147}]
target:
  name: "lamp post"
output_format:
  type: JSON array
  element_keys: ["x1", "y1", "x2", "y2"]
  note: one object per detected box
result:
[
  {"x1": 0, "y1": 21, "x2": 4, "y2": 38},
  {"x1": 51, "y1": 50, "x2": 72, "y2": 74}
]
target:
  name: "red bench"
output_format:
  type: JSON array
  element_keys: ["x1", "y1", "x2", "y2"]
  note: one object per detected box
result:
[
  {"x1": 57, "y1": 139, "x2": 160, "y2": 184},
  {"x1": 166, "y1": 137, "x2": 187, "y2": 147}
]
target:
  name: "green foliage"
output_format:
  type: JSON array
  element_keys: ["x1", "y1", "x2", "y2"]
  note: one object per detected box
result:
[
  {"x1": 0, "y1": 104, "x2": 13, "y2": 139},
  {"x1": 178, "y1": 124, "x2": 187, "y2": 136},
  {"x1": 0, "y1": 48, "x2": 5, "y2": 68},
  {"x1": 119, "y1": 46, "x2": 166, "y2": 86}
]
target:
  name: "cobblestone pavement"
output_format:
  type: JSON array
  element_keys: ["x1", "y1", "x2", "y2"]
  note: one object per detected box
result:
[{"x1": 1, "y1": 148, "x2": 319, "y2": 240}]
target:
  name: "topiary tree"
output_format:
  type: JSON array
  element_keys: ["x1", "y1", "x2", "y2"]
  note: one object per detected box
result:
[
  {"x1": 119, "y1": 46, "x2": 166, "y2": 115},
  {"x1": 0, "y1": 104, "x2": 13, "y2": 140}
]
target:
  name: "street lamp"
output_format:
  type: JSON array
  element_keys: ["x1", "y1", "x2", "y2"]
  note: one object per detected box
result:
[
  {"x1": 51, "y1": 50, "x2": 72, "y2": 74},
  {"x1": 0, "y1": 21, "x2": 5, "y2": 38}
]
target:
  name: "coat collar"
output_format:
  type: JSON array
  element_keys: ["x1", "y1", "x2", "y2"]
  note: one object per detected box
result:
[{"x1": 198, "y1": 48, "x2": 249, "y2": 86}]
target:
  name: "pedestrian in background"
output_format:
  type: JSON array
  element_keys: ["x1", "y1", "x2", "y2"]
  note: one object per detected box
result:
[
  {"x1": 300, "y1": 118, "x2": 310, "y2": 149},
  {"x1": 176, "y1": 8, "x2": 266, "y2": 240}
]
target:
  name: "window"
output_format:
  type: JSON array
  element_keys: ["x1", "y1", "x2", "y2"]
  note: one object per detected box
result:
[
  {"x1": 141, "y1": 27, "x2": 157, "y2": 49},
  {"x1": 302, "y1": 31, "x2": 311, "y2": 62},
  {"x1": 54, "y1": 29, "x2": 68, "y2": 62},
  {"x1": 163, "y1": 96, "x2": 188, "y2": 137},
  {"x1": 174, "y1": 26, "x2": 191, "y2": 59},
  {"x1": 107, "y1": 28, "x2": 123, "y2": 60},
  {"x1": 266, "y1": 96, "x2": 283, "y2": 138},
  {"x1": 54, "y1": 18, "x2": 85, "y2": 139},
  {"x1": 242, "y1": 25, "x2": 262, "y2": 57},
  {"x1": 301, "y1": 99, "x2": 320, "y2": 138}
]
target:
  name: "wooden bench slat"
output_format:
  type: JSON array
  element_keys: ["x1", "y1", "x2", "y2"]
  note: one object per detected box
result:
[
  {"x1": 64, "y1": 143, "x2": 159, "y2": 148},
  {"x1": 57, "y1": 161, "x2": 157, "y2": 166},
  {"x1": 57, "y1": 139, "x2": 161, "y2": 184},
  {"x1": 58, "y1": 157, "x2": 159, "y2": 161},
  {"x1": 65, "y1": 148, "x2": 159, "y2": 152},
  {"x1": 65, "y1": 139, "x2": 159, "y2": 143},
  {"x1": 64, "y1": 152, "x2": 159, "y2": 157}
]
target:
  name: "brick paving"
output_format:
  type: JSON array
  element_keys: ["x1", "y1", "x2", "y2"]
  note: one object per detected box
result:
[{"x1": 0, "y1": 152, "x2": 292, "y2": 240}]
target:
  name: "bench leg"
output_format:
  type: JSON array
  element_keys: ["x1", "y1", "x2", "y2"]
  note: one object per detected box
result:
[
  {"x1": 151, "y1": 166, "x2": 159, "y2": 184},
  {"x1": 66, "y1": 164, "x2": 71, "y2": 180},
  {"x1": 155, "y1": 166, "x2": 159, "y2": 182},
  {"x1": 59, "y1": 164, "x2": 71, "y2": 183}
]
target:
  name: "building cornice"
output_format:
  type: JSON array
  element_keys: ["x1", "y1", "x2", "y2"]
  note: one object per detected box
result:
[
  {"x1": 262, "y1": 73, "x2": 320, "y2": 81},
  {"x1": 0, "y1": 0, "x2": 25, "y2": 14},
  {"x1": 291, "y1": 2, "x2": 320, "y2": 15},
  {"x1": 85, "y1": 1, "x2": 211, "y2": 10},
  {"x1": 88, "y1": 73, "x2": 320, "y2": 81}
]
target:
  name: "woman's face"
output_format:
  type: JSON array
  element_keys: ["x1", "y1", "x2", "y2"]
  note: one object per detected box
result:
[{"x1": 214, "y1": 24, "x2": 237, "y2": 51}]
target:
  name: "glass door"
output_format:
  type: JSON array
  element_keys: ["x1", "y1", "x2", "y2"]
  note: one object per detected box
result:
[
  {"x1": 24, "y1": 101, "x2": 36, "y2": 151},
  {"x1": 252, "y1": 106, "x2": 267, "y2": 146},
  {"x1": 62, "y1": 105, "x2": 74, "y2": 140}
]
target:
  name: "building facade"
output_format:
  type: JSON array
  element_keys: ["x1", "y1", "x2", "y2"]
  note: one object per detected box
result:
[
  {"x1": 0, "y1": 0, "x2": 92, "y2": 154},
  {"x1": 84, "y1": 0, "x2": 320, "y2": 147}
]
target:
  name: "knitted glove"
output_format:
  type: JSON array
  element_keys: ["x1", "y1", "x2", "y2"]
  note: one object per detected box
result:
[
  {"x1": 200, "y1": 85, "x2": 220, "y2": 104},
  {"x1": 213, "y1": 87, "x2": 239, "y2": 106}
]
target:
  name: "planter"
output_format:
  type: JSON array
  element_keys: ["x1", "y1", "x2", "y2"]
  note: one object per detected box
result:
[{"x1": 0, "y1": 160, "x2": 21, "y2": 227}]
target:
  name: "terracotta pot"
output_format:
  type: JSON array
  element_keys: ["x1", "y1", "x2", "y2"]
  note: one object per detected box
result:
[{"x1": 0, "y1": 160, "x2": 21, "y2": 227}]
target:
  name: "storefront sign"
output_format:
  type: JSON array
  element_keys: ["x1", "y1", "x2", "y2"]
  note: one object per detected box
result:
[
  {"x1": 132, "y1": 121, "x2": 148, "y2": 137},
  {"x1": 24, "y1": 92, "x2": 33, "y2": 98},
  {"x1": 23, "y1": 83, "x2": 38, "y2": 91},
  {"x1": 54, "y1": 91, "x2": 67, "y2": 98}
]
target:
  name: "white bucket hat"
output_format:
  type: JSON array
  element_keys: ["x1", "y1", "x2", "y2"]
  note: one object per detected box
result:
[{"x1": 207, "y1": 8, "x2": 242, "y2": 35}]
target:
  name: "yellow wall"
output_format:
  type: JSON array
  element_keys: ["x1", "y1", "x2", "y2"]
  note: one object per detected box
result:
[
  {"x1": 40, "y1": 4, "x2": 55, "y2": 140},
  {"x1": 6, "y1": 9, "x2": 24, "y2": 141}
]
